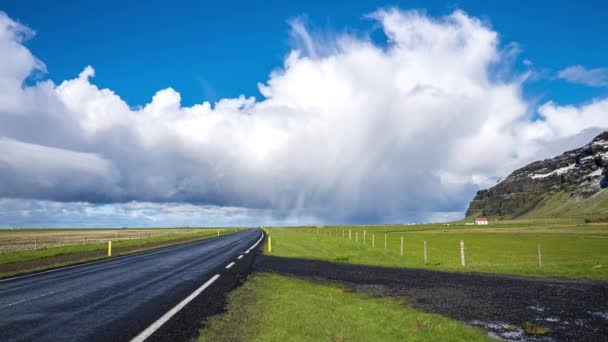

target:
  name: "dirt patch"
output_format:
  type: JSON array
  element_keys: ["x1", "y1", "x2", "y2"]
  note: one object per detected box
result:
[
  {"x1": 254, "y1": 255, "x2": 608, "y2": 342},
  {"x1": 0, "y1": 236, "x2": 212, "y2": 276}
]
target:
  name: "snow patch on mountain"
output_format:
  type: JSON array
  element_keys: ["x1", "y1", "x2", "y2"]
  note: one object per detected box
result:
[{"x1": 530, "y1": 164, "x2": 576, "y2": 179}]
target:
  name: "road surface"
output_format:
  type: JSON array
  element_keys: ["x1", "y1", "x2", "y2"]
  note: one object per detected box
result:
[{"x1": 0, "y1": 228, "x2": 263, "y2": 342}]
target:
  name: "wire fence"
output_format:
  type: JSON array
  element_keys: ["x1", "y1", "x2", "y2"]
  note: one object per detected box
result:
[{"x1": 0, "y1": 229, "x2": 229, "y2": 253}]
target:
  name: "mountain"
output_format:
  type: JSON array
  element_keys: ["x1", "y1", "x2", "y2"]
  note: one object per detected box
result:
[{"x1": 466, "y1": 131, "x2": 608, "y2": 220}]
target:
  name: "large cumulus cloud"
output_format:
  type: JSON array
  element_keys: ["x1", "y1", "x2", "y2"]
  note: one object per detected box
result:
[{"x1": 0, "y1": 9, "x2": 607, "y2": 225}]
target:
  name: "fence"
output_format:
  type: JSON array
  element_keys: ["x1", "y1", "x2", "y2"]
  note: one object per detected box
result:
[
  {"x1": 302, "y1": 227, "x2": 569, "y2": 270},
  {"x1": 0, "y1": 229, "x2": 228, "y2": 253}
]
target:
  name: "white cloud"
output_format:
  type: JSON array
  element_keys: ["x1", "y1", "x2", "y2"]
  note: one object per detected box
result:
[
  {"x1": 557, "y1": 65, "x2": 608, "y2": 87},
  {"x1": 0, "y1": 199, "x2": 276, "y2": 228},
  {"x1": 0, "y1": 9, "x2": 607, "y2": 226},
  {"x1": 532, "y1": 99, "x2": 608, "y2": 141}
]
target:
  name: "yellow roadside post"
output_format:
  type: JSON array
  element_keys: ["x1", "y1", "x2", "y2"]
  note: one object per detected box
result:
[
  {"x1": 108, "y1": 240, "x2": 112, "y2": 256},
  {"x1": 268, "y1": 236, "x2": 272, "y2": 253}
]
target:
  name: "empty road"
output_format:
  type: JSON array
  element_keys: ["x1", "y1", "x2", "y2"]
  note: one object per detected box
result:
[{"x1": 0, "y1": 228, "x2": 263, "y2": 342}]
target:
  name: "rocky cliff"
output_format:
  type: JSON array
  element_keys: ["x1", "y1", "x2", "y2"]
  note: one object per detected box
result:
[{"x1": 466, "y1": 131, "x2": 608, "y2": 218}]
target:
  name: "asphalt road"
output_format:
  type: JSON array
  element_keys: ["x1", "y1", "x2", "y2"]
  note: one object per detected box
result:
[{"x1": 0, "y1": 228, "x2": 263, "y2": 342}]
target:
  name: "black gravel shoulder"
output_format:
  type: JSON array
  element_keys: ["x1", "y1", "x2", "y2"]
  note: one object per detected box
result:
[{"x1": 254, "y1": 255, "x2": 608, "y2": 342}]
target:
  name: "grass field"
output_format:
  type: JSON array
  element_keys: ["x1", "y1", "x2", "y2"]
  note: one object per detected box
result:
[
  {"x1": 263, "y1": 222, "x2": 608, "y2": 280},
  {"x1": 199, "y1": 273, "x2": 490, "y2": 342},
  {"x1": 476, "y1": 190, "x2": 608, "y2": 222},
  {"x1": 0, "y1": 228, "x2": 233, "y2": 252},
  {"x1": 0, "y1": 228, "x2": 241, "y2": 277}
]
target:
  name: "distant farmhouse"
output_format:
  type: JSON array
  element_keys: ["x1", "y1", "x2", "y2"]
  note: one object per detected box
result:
[{"x1": 475, "y1": 217, "x2": 489, "y2": 225}]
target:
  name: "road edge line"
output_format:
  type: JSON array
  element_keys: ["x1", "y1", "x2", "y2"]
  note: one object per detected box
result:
[
  {"x1": 130, "y1": 274, "x2": 221, "y2": 342},
  {"x1": 0, "y1": 231, "x2": 243, "y2": 283},
  {"x1": 130, "y1": 230, "x2": 264, "y2": 341}
]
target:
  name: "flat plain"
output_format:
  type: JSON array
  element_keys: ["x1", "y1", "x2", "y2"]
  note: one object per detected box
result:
[
  {"x1": 199, "y1": 273, "x2": 491, "y2": 342},
  {"x1": 0, "y1": 228, "x2": 238, "y2": 278},
  {"x1": 263, "y1": 220, "x2": 608, "y2": 280}
]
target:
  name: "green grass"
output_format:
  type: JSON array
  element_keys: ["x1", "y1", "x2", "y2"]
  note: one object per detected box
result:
[
  {"x1": 0, "y1": 229, "x2": 238, "y2": 278},
  {"x1": 466, "y1": 191, "x2": 608, "y2": 222},
  {"x1": 264, "y1": 223, "x2": 608, "y2": 280},
  {"x1": 522, "y1": 191, "x2": 608, "y2": 221},
  {"x1": 199, "y1": 273, "x2": 490, "y2": 342}
]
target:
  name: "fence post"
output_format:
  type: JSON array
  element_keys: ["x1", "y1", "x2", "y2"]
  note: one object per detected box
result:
[
  {"x1": 537, "y1": 243, "x2": 542, "y2": 268},
  {"x1": 460, "y1": 240, "x2": 465, "y2": 266},
  {"x1": 400, "y1": 236, "x2": 404, "y2": 256},
  {"x1": 83, "y1": 236, "x2": 86, "y2": 245},
  {"x1": 424, "y1": 240, "x2": 428, "y2": 265},
  {"x1": 34, "y1": 237, "x2": 37, "y2": 251},
  {"x1": 372, "y1": 234, "x2": 375, "y2": 248}
]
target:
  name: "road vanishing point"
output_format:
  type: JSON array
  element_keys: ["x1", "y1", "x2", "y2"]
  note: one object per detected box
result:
[{"x1": 0, "y1": 228, "x2": 263, "y2": 342}]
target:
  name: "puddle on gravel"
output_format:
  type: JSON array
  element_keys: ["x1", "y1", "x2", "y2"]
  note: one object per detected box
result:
[
  {"x1": 469, "y1": 320, "x2": 554, "y2": 342},
  {"x1": 527, "y1": 304, "x2": 546, "y2": 313},
  {"x1": 587, "y1": 311, "x2": 608, "y2": 320}
]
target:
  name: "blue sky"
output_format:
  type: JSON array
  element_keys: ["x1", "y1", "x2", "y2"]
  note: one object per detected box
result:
[
  {"x1": 4, "y1": 0, "x2": 607, "y2": 107},
  {"x1": 0, "y1": 1, "x2": 607, "y2": 227}
]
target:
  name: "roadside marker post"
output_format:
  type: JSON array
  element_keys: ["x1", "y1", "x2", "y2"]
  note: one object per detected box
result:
[
  {"x1": 384, "y1": 234, "x2": 387, "y2": 250},
  {"x1": 217, "y1": 230, "x2": 220, "y2": 237},
  {"x1": 34, "y1": 237, "x2": 37, "y2": 251},
  {"x1": 372, "y1": 234, "x2": 375, "y2": 248},
  {"x1": 349, "y1": 229, "x2": 352, "y2": 240},
  {"x1": 356, "y1": 232, "x2": 358, "y2": 242},
  {"x1": 363, "y1": 230, "x2": 366, "y2": 245},
  {"x1": 424, "y1": 240, "x2": 428, "y2": 265},
  {"x1": 268, "y1": 237, "x2": 272, "y2": 253},
  {"x1": 537, "y1": 243, "x2": 542, "y2": 268},
  {"x1": 460, "y1": 240, "x2": 465, "y2": 267},
  {"x1": 400, "y1": 236, "x2": 404, "y2": 257},
  {"x1": 108, "y1": 241, "x2": 112, "y2": 257}
]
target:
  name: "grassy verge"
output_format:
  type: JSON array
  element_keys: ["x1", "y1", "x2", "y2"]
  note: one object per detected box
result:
[
  {"x1": 199, "y1": 273, "x2": 490, "y2": 341},
  {"x1": 0, "y1": 229, "x2": 236, "y2": 278},
  {"x1": 264, "y1": 223, "x2": 608, "y2": 280}
]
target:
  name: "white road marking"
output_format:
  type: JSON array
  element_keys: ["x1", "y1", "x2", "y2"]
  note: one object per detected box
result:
[
  {"x1": 249, "y1": 233, "x2": 264, "y2": 251},
  {"x1": 0, "y1": 289, "x2": 65, "y2": 309},
  {"x1": 130, "y1": 274, "x2": 220, "y2": 342},
  {"x1": 237, "y1": 255, "x2": 244, "y2": 260},
  {"x1": 225, "y1": 262, "x2": 235, "y2": 269},
  {"x1": 0, "y1": 232, "x2": 233, "y2": 283},
  {"x1": 244, "y1": 232, "x2": 264, "y2": 255},
  {"x1": 130, "y1": 230, "x2": 264, "y2": 341}
]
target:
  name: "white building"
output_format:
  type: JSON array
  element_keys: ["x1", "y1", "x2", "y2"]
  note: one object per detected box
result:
[{"x1": 475, "y1": 217, "x2": 489, "y2": 225}]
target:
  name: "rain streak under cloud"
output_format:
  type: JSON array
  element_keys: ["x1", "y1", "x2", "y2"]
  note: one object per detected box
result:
[{"x1": 0, "y1": 9, "x2": 607, "y2": 226}]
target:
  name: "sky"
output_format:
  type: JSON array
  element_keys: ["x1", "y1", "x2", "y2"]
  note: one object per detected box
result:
[{"x1": 0, "y1": 1, "x2": 607, "y2": 227}]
